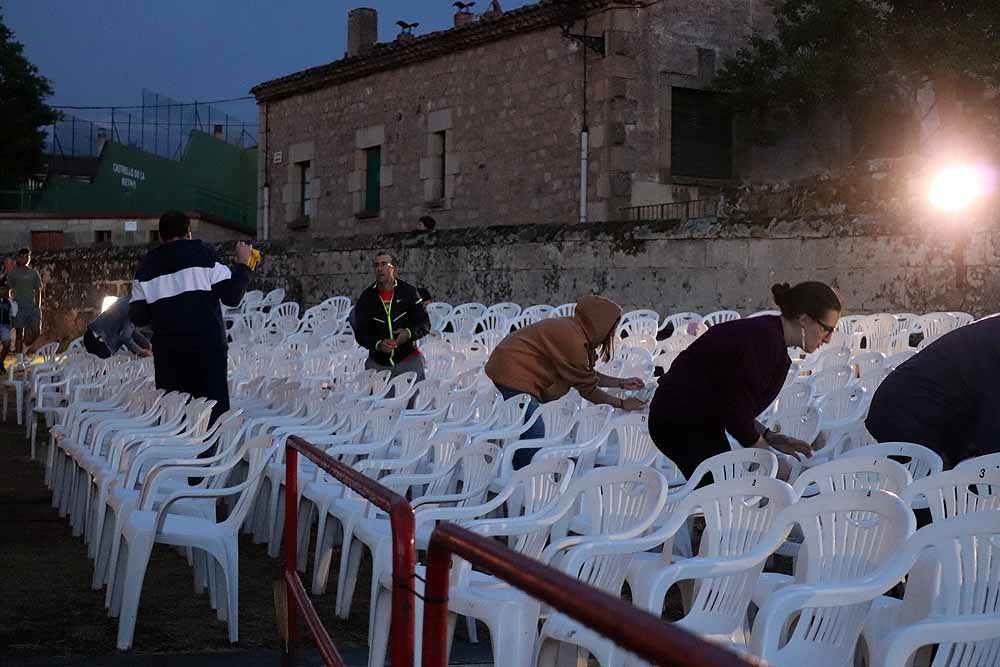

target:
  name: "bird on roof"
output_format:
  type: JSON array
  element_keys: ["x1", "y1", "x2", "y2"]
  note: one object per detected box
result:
[
  {"x1": 396, "y1": 20, "x2": 419, "y2": 32},
  {"x1": 453, "y1": 1, "x2": 476, "y2": 10}
]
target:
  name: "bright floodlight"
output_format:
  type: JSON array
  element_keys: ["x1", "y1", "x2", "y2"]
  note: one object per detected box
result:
[
  {"x1": 929, "y1": 164, "x2": 986, "y2": 213},
  {"x1": 101, "y1": 296, "x2": 119, "y2": 313}
]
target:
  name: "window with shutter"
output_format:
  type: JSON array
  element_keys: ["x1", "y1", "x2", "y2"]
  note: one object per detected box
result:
[{"x1": 671, "y1": 87, "x2": 733, "y2": 180}]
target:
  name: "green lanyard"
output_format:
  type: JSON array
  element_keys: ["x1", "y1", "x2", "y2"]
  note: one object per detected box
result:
[{"x1": 381, "y1": 289, "x2": 395, "y2": 365}]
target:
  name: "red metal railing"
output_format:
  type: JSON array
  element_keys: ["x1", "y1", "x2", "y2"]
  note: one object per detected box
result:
[
  {"x1": 282, "y1": 436, "x2": 416, "y2": 667},
  {"x1": 422, "y1": 522, "x2": 763, "y2": 667}
]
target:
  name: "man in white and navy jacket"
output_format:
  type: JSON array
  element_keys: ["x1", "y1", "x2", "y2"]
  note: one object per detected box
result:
[{"x1": 129, "y1": 211, "x2": 253, "y2": 424}]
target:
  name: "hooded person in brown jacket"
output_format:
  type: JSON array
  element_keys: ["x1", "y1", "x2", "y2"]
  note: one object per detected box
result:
[{"x1": 485, "y1": 294, "x2": 647, "y2": 468}]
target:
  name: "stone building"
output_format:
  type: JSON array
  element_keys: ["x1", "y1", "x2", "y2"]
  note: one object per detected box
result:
[{"x1": 252, "y1": 0, "x2": 825, "y2": 240}]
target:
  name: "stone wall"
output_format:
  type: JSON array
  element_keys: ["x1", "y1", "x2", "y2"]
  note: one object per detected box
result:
[
  {"x1": 32, "y1": 214, "x2": 1000, "y2": 347},
  {"x1": 0, "y1": 213, "x2": 251, "y2": 250}
]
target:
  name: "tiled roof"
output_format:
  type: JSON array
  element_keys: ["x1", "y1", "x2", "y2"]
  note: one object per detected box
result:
[{"x1": 251, "y1": 0, "x2": 616, "y2": 102}]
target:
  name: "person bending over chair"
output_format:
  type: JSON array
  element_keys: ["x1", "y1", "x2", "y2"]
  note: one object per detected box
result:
[
  {"x1": 648, "y1": 282, "x2": 842, "y2": 479},
  {"x1": 485, "y1": 294, "x2": 646, "y2": 470}
]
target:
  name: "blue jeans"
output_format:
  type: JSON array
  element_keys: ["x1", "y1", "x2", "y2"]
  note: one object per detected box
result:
[{"x1": 495, "y1": 384, "x2": 545, "y2": 470}]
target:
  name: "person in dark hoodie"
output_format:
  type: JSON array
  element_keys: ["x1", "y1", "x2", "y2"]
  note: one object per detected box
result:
[
  {"x1": 648, "y1": 282, "x2": 841, "y2": 478},
  {"x1": 85, "y1": 295, "x2": 152, "y2": 359},
  {"x1": 485, "y1": 294, "x2": 646, "y2": 468},
  {"x1": 129, "y1": 211, "x2": 253, "y2": 424},
  {"x1": 866, "y1": 314, "x2": 1000, "y2": 467}
]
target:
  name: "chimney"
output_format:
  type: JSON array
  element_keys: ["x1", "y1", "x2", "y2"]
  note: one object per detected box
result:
[
  {"x1": 347, "y1": 7, "x2": 378, "y2": 57},
  {"x1": 454, "y1": 11, "x2": 475, "y2": 27},
  {"x1": 212, "y1": 124, "x2": 224, "y2": 140}
]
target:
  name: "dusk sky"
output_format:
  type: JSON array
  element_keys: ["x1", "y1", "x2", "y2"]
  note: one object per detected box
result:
[{"x1": 4, "y1": 0, "x2": 535, "y2": 123}]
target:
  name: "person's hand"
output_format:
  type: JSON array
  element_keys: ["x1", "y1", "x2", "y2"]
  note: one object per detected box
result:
[
  {"x1": 620, "y1": 377, "x2": 645, "y2": 391},
  {"x1": 377, "y1": 339, "x2": 397, "y2": 353},
  {"x1": 765, "y1": 432, "x2": 813, "y2": 459},
  {"x1": 140, "y1": 348, "x2": 153, "y2": 358},
  {"x1": 394, "y1": 329, "x2": 411, "y2": 345},
  {"x1": 620, "y1": 397, "x2": 647, "y2": 411},
  {"x1": 235, "y1": 241, "x2": 253, "y2": 266}
]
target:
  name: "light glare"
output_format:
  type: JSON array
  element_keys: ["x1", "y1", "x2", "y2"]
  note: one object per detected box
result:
[
  {"x1": 101, "y1": 296, "x2": 119, "y2": 313},
  {"x1": 929, "y1": 164, "x2": 986, "y2": 214}
]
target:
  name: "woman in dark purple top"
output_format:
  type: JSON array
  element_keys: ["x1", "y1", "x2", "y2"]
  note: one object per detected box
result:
[{"x1": 648, "y1": 282, "x2": 842, "y2": 478}]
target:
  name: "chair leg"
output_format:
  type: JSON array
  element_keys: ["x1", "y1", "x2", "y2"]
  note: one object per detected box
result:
[
  {"x1": 115, "y1": 535, "x2": 155, "y2": 649},
  {"x1": 311, "y1": 513, "x2": 340, "y2": 596}
]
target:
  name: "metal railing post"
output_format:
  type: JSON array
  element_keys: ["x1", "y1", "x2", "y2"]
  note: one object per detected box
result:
[{"x1": 283, "y1": 444, "x2": 299, "y2": 665}]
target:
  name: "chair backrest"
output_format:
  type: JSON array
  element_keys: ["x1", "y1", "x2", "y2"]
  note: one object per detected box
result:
[
  {"x1": 902, "y1": 466, "x2": 1000, "y2": 521},
  {"x1": 807, "y1": 363, "x2": 853, "y2": 398},
  {"x1": 956, "y1": 452, "x2": 1000, "y2": 474},
  {"x1": 884, "y1": 349, "x2": 916, "y2": 370},
  {"x1": 472, "y1": 313, "x2": 508, "y2": 334},
  {"x1": 534, "y1": 398, "x2": 579, "y2": 442},
  {"x1": 771, "y1": 405, "x2": 821, "y2": 444},
  {"x1": 549, "y1": 303, "x2": 576, "y2": 318},
  {"x1": 850, "y1": 351, "x2": 885, "y2": 378},
  {"x1": 748, "y1": 309, "x2": 781, "y2": 318},
  {"x1": 700, "y1": 310, "x2": 740, "y2": 328},
  {"x1": 844, "y1": 442, "x2": 943, "y2": 482},
  {"x1": 792, "y1": 456, "x2": 912, "y2": 498},
  {"x1": 555, "y1": 465, "x2": 668, "y2": 542},
  {"x1": 621, "y1": 309, "x2": 660, "y2": 324},
  {"x1": 687, "y1": 447, "x2": 780, "y2": 486},
  {"x1": 816, "y1": 384, "x2": 868, "y2": 428},
  {"x1": 947, "y1": 311, "x2": 975, "y2": 328},
  {"x1": 449, "y1": 303, "x2": 487, "y2": 334},
  {"x1": 485, "y1": 302, "x2": 522, "y2": 321},
  {"x1": 615, "y1": 317, "x2": 658, "y2": 351},
  {"x1": 545, "y1": 466, "x2": 669, "y2": 590},
  {"x1": 500, "y1": 458, "x2": 577, "y2": 557},
  {"x1": 507, "y1": 313, "x2": 538, "y2": 332},
  {"x1": 659, "y1": 311, "x2": 702, "y2": 335},
  {"x1": 521, "y1": 304, "x2": 554, "y2": 322},
  {"x1": 607, "y1": 414, "x2": 659, "y2": 466},
  {"x1": 772, "y1": 382, "x2": 813, "y2": 419},
  {"x1": 425, "y1": 302, "x2": 453, "y2": 330},
  {"x1": 320, "y1": 295, "x2": 352, "y2": 319}
]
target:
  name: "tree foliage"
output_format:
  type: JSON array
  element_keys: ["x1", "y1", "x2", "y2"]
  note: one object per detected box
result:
[
  {"x1": 0, "y1": 7, "x2": 59, "y2": 189},
  {"x1": 716, "y1": 0, "x2": 1000, "y2": 158}
]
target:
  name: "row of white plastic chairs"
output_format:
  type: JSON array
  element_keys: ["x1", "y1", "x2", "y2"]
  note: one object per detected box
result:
[{"x1": 21, "y1": 348, "x2": 1000, "y2": 664}]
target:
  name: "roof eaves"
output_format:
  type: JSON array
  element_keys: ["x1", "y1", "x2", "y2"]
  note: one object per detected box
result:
[{"x1": 251, "y1": 0, "x2": 613, "y2": 102}]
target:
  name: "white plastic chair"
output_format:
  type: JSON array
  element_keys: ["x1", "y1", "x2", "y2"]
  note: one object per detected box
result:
[
  {"x1": 825, "y1": 513, "x2": 1000, "y2": 667},
  {"x1": 700, "y1": 310, "x2": 740, "y2": 328},
  {"x1": 745, "y1": 490, "x2": 916, "y2": 667},
  {"x1": 521, "y1": 304, "x2": 554, "y2": 322},
  {"x1": 485, "y1": 302, "x2": 522, "y2": 322},
  {"x1": 108, "y1": 437, "x2": 279, "y2": 649},
  {"x1": 544, "y1": 477, "x2": 796, "y2": 662},
  {"x1": 368, "y1": 465, "x2": 669, "y2": 667},
  {"x1": 843, "y1": 442, "x2": 943, "y2": 483},
  {"x1": 659, "y1": 312, "x2": 701, "y2": 337}
]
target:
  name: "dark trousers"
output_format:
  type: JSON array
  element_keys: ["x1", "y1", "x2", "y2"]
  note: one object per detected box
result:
[
  {"x1": 153, "y1": 341, "x2": 229, "y2": 426},
  {"x1": 647, "y1": 411, "x2": 731, "y2": 479}
]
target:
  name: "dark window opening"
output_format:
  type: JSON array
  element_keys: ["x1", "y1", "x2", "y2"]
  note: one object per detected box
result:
[
  {"x1": 297, "y1": 160, "x2": 312, "y2": 219},
  {"x1": 364, "y1": 146, "x2": 381, "y2": 214},
  {"x1": 94, "y1": 230, "x2": 113, "y2": 246},
  {"x1": 671, "y1": 87, "x2": 733, "y2": 179}
]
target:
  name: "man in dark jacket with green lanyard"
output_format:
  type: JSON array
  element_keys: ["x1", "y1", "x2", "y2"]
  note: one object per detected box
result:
[{"x1": 353, "y1": 252, "x2": 431, "y2": 381}]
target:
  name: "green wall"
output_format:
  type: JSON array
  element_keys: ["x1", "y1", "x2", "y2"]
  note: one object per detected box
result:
[{"x1": 36, "y1": 131, "x2": 256, "y2": 233}]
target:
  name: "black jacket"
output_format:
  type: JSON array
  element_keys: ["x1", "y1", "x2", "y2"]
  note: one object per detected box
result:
[
  {"x1": 129, "y1": 239, "x2": 251, "y2": 349},
  {"x1": 353, "y1": 279, "x2": 431, "y2": 366}
]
